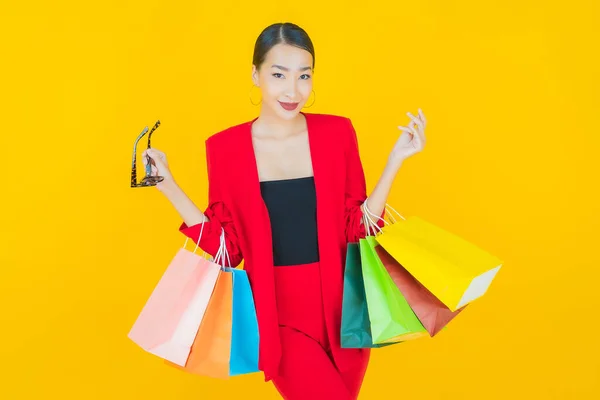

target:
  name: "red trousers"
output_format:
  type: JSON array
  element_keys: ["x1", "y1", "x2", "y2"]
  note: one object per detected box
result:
[{"x1": 271, "y1": 261, "x2": 369, "y2": 400}]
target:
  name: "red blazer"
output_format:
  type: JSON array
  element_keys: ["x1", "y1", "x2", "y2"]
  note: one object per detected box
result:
[{"x1": 179, "y1": 111, "x2": 385, "y2": 381}]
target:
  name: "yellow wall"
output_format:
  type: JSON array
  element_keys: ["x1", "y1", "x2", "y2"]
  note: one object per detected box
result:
[{"x1": 1, "y1": 1, "x2": 598, "y2": 399}]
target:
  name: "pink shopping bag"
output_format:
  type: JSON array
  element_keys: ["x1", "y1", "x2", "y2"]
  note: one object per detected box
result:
[{"x1": 128, "y1": 220, "x2": 221, "y2": 366}]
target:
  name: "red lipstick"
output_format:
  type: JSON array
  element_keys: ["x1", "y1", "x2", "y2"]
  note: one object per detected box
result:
[{"x1": 278, "y1": 101, "x2": 299, "y2": 111}]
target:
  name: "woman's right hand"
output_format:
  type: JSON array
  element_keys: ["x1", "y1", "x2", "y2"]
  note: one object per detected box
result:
[{"x1": 142, "y1": 148, "x2": 176, "y2": 191}]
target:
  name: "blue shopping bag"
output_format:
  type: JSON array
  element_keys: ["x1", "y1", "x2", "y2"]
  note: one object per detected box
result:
[{"x1": 227, "y1": 268, "x2": 260, "y2": 376}]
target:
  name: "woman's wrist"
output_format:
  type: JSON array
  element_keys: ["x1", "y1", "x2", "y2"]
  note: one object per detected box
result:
[
  {"x1": 157, "y1": 178, "x2": 181, "y2": 197},
  {"x1": 386, "y1": 155, "x2": 404, "y2": 174}
]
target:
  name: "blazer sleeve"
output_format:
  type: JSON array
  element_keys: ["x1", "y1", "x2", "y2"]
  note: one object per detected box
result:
[
  {"x1": 344, "y1": 117, "x2": 386, "y2": 243},
  {"x1": 178, "y1": 139, "x2": 244, "y2": 267}
]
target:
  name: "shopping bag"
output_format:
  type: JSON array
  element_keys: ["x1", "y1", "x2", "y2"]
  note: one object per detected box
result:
[
  {"x1": 361, "y1": 234, "x2": 428, "y2": 344},
  {"x1": 166, "y1": 229, "x2": 259, "y2": 378},
  {"x1": 165, "y1": 228, "x2": 234, "y2": 379},
  {"x1": 229, "y1": 267, "x2": 260, "y2": 375},
  {"x1": 128, "y1": 220, "x2": 220, "y2": 366},
  {"x1": 166, "y1": 269, "x2": 233, "y2": 379},
  {"x1": 374, "y1": 244, "x2": 465, "y2": 336},
  {"x1": 369, "y1": 204, "x2": 503, "y2": 312},
  {"x1": 341, "y1": 243, "x2": 400, "y2": 348}
]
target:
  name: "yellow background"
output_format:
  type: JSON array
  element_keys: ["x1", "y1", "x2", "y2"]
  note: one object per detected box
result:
[{"x1": 1, "y1": 1, "x2": 598, "y2": 399}]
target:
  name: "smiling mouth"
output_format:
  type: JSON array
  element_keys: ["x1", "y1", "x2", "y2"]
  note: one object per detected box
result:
[{"x1": 278, "y1": 101, "x2": 299, "y2": 111}]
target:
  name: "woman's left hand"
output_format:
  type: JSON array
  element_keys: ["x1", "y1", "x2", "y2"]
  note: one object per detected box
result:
[{"x1": 388, "y1": 108, "x2": 427, "y2": 164}]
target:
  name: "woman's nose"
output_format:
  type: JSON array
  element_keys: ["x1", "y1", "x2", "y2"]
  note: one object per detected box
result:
[{"x1": 284, "y1": 83, "x2": 299, "y2": 99}]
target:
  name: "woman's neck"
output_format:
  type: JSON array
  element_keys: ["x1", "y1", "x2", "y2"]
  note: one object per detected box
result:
[{"x1": 253, "y1": 109, "x2": 307, "y2": 139}]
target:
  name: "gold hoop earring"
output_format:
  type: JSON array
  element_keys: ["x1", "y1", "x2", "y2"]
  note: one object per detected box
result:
[
  {"x1": 303, "y1": 89, "x2": 316, "y2": 108},
  {"x1": 249, "y1": 84, "x2": 262, "y2": 106}
]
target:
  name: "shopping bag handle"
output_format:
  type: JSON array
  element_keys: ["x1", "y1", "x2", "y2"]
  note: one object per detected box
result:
[
  {"x1": 362, "y1": 206, "x2": 378, "y2": 236},
  {"x1": 214, "y1": 227, "x2": 232, "y2": 270},
  {"x1": 182, "y1": 217, "x2": 210, "y2": 259},
  {"x1": 362, "y1": 200, "x2": 385, "y2": 236},
  {"x1": 362, "y1": 198, "x2": 406, "y2": 236}
]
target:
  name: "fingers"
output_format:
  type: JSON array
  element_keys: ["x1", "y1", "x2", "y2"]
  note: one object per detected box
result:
[
  {"x1": 407, "y1": 112, "x2": 423, "y2": 131},
  {"x1": 396, "y1": 109, "x2": 427, "y2": 155},
  {"x1": 399, "y1": 121, "x2": 423, "y2": 149},
  {"x1": 146, "y1": 148, "x2": 165, "y2": 158},
  {"x1": 418, "y1": 108, "x2": 427, "y2": 126},
  {"x1": 146, "y1": 149, "x2": 167, "y2": 166},
  {"x1": 408, "y1": 109, "x2": 426, "y2": 145},
  {"x1": 416, "y1": 109, "x2": 426, "y2": 144},
  {"x1": 398, "y1": 124, "x2": 418, "y2": 137},
  {"x1": 142, "y1": 151, "x2": 153, "y2": 166},
  {"x1": 395, "y1": 128, "x2": 413, "y2": 145},
  {"x1": 144, "y1": 149, "x2": 172, "y2": 179}
]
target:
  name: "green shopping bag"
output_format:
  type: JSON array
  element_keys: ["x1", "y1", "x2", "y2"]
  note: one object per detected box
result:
[
  {"x1": 341, "y1": 243, "x2": 401, "y2": 348},
  {"x1": 360, "y1": 236, "x2": 428, "y2": 344}
]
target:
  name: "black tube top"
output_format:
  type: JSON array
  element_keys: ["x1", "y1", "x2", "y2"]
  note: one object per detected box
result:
[{"x1": 259, "y1": 176, "x2": 320, "y2": 266}]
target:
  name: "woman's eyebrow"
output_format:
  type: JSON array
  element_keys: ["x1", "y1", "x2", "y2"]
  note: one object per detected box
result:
[{"x1": 271, "y1": 64, "x2": 312, "y2": 72}]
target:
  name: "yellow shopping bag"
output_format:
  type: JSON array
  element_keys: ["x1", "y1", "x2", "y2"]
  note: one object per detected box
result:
[{"x1": 364, "y1": 203, "x2": 503, "y2": 312}]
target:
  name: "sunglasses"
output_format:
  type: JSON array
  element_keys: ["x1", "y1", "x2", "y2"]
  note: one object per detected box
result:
[{"x1": 131, "y1": 120, "x2": 164, "y2": 187}]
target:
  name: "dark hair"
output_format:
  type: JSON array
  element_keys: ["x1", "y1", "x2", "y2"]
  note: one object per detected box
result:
[{"x1": 252, "y1": 23, "x2": 315, "y2": 72}]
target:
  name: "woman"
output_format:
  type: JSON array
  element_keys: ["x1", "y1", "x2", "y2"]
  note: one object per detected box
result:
[{"x1": 143, "y1": 22, "x2": 426, "y2": 400}]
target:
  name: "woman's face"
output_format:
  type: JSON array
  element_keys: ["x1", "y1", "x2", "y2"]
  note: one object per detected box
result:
[{"x1": 252, "y1": 43, "x2": 314, "y2": 119}]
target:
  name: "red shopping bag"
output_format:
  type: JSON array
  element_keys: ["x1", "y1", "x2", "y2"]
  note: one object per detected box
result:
[{"x1": 374, "y1": 244, "x2": 466, "y2": 336}]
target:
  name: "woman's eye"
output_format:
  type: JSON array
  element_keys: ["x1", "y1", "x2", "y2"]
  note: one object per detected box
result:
[{"x1": 271, "y1": 73, "x2": 312, "y2": 80}]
